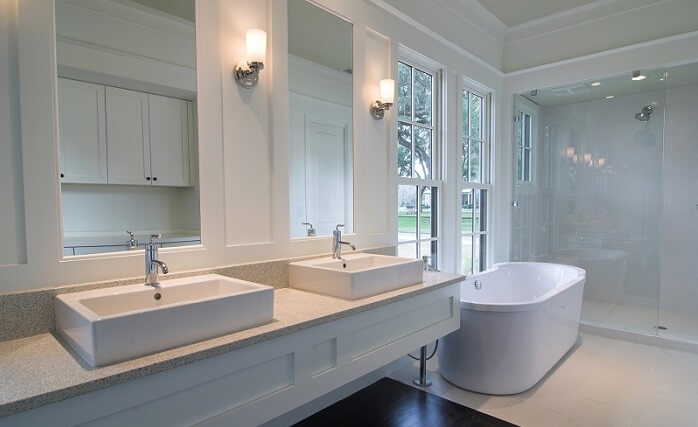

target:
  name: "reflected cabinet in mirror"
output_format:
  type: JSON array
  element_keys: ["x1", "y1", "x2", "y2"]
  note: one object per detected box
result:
[
  {"x1": 288, "y1": 0, "x2": 353, "y2": 238},
  {"x1": 55, "y1": 0, "x2": 200, "y2": 256}
]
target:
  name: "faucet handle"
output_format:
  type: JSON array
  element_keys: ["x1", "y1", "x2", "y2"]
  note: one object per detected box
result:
[
  {"x1": 335, "y1": 224, "x2": 345, "y2": 231},
  {"x1": 127, "y1": 230, "x2": 135, "y2": 238},
  {"x1": 149, "y1": 234, "x2": 162, "y2": 246}
]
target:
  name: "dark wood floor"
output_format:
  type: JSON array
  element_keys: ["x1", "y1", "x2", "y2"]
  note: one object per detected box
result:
[{"x1": 294, "y1": 378, "x2": 517, "y2": 427}]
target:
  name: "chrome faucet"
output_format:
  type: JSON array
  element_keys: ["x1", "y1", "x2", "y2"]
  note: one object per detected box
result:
[
  {"x1": 332, "y1": 224, "x2": 355, "y2": 259},
  {"x1": 302, "y1": 222, "x2": 316, "y2": 237},
  {"x1": 126, "y1": 230, "x2": 138, "y2": 250},
  {"x1": 145, "y1": 234, "x2": 168, "y2": 287}
]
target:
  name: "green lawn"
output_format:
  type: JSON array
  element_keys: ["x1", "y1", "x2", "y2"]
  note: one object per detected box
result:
[{"x1": 398, "y1": 214, "x2": 474, "y2": 234}]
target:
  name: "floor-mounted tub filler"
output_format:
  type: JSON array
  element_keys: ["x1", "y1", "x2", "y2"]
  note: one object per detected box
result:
[{"x1": 438, "y1": 262, "x2": 585, "y2": 394}]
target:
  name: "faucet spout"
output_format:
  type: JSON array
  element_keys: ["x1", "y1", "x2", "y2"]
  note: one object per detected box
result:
[
  {"x1": 332, "y1": 224, "x2": 355, "y2": 259},
  {"x1": 145, "y1": 234, "x2": 168, "y2": 287}
]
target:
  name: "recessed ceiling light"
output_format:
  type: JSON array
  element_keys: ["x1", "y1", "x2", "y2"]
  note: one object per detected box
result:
[
  {"x1": 605, "y1": 95, "x2": 615, "y2": 99},
  {"x1": 591, "y1": 82, "x2": 601, "y2": 86},
  {"x1": 632, "y1": 70, "x2": 646, "y2": 81}
]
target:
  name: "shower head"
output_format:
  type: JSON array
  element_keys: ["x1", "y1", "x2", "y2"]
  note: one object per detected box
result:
[{"x1": 635, "y1": 105, "x2": 653, "y2": 122}]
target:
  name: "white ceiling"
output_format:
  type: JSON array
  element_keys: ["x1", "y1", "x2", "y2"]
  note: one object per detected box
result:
[{"x1": 475, "y1": 0, "x2": 598, "y2": 27}]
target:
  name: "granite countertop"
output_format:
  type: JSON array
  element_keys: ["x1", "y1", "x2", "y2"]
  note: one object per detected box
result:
[{"x1": 0, "y1": 271, "x2": 463, "y2": 418}]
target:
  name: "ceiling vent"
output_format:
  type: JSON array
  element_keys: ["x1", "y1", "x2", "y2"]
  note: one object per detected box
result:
[{"x1": 550, "y1": 85, "x2": 590, "y2": 96}]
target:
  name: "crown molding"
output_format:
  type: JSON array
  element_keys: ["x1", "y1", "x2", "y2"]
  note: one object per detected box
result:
[{"x1": 369, "y1": 0, "x2": 504, "y2": 77}]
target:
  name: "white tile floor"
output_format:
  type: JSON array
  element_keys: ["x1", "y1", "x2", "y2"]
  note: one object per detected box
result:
[{"x1": 390, "y1": 332, "x2": 698, "y2": 427}]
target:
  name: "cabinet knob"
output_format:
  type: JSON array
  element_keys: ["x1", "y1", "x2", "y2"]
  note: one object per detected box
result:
[
  {"x1": 153, "y1": 177, "x2": 158, "y2": 181},
  {"x1": 146, "y1": 177, "x2": 151, "y2": 181},
  {"x1": 60, "y1": 173, "x2": 64, "y2": 178}
]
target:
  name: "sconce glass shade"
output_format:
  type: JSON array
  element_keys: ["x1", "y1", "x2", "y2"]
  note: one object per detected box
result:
[
  {"x1": 246, "y1": 29, "x2": 267, "y2": 64},
  {"x1": 379, "y1": 79, "x2": 395, "y2": 105}
]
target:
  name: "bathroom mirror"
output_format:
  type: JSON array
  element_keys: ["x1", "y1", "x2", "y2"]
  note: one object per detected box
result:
[
  {"x1": 55, "y1": 0, "x2": 200, "y2": 256},
  {"x1": 288, "y1": 0, "x2": 353, "y2": 238}
]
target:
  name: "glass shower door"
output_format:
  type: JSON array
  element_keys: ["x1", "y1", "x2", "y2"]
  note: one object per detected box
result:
[{"x1": 658, "y1": 63, "x2": 698, "y2": 344}]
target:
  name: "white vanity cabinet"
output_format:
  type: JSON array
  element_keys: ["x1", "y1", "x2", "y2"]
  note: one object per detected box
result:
[
  {"x1": 58, "y1": 81, "x2": 194, "y2": 187},
  {"x1": 57, "y1": 79, "x2": 108, "y2": 184}
]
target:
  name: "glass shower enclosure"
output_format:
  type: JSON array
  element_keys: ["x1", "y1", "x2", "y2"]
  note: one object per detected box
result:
[{"x1": 511, "y1": 62, "x2": 698, "y2": 345}]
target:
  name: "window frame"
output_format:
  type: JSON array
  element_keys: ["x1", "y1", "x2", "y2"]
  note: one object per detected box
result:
[
  {"x1": 515, "y1": 101, "x2": 538, "y2": 186},
  {"x1": 396, "y1": 53, "x2": 443, "y2": 268},
  {"x1": 459, "y1": 82, "x2": 492, "y2": 275}
]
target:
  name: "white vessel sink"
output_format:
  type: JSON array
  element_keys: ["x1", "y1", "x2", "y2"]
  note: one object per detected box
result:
[
  {"x1": 55, "y1": 274, "x2": 274, "y2": 367},
  {"x1": 289, "y1": 253, "x2": 424, "y2": 300}
]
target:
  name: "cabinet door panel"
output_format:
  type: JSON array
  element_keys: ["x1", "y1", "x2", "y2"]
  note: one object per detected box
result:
[
  {"x1": 58, "y1": 79, "x2": 108, "y2": 183},
  {"x1": 106, "y1": 87, "x2": 151, "y2": 185},
  {"x1": 148, "y1": 95, "x2": 191, "y2": 187}
]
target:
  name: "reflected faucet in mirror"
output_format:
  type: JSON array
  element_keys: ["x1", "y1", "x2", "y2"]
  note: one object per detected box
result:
[
  {"x1": 126, "y1": 230, "x2": 138, "y2": 250},
  {"x1": 332, "y1": 224, "x2": 355, "y2": 260},
  {"x1": 145, "y1": 234, "x2": 168, "y2": 287},
  {"x1": 302, "y1": 222, "x2": 316, "y2": 237}
]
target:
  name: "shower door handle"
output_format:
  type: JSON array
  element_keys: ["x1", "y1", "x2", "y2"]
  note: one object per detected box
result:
[{"x1": 512, "y1": 200, "x2": 519, "y2": 207}]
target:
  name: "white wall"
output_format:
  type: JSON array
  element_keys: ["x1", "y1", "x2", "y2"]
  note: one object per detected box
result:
[
  {"x1": 0, "y1": 0, "x2": 26, "y2": 266},
  {"x1": 61, "y1": 184, "x2": 200, "y2": 235},
  {"x1": 660, "y1": 84, "x2": 698, "y2": 314}
]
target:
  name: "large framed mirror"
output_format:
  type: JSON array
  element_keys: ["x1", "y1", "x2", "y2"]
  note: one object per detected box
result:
[
  {"x1": 288, "y1": 0, "x2": 353, "y2": 238},
  {"x1": 55, "y1": 0, "x2": 200, "y2": 256}
]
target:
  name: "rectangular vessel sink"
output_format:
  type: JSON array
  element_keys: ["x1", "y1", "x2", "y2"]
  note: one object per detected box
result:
[
  {"x1": 289, "y1": 254, "x2": 423, "y2": 300},
  {"x1": 56, "y1": 274, "x2": 274, "y2": 367}
]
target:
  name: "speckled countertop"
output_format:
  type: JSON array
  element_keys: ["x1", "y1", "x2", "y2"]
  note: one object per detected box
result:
[{"x1": 0, "y1": 271, "x2": 463, "y2": 418}]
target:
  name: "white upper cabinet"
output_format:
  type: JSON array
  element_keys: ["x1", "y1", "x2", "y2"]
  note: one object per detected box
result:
[
  {"x1": 148, "y1": 95, "x2": 192, "y2": 187},
  {"x1": 106, "y1": 86, "x2": 151, "y2": 185},
  {"x1": 57, "y1": 78, "x2": 107, "y2": 184}
]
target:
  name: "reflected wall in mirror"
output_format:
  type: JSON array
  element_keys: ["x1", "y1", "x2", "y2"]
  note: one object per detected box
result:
[
  {"x1": 288, "y1": 0, "x2": 353, "y2": 238},
  {"x1": 55, "y1": 0, "x2": 200, "y2": 256}
]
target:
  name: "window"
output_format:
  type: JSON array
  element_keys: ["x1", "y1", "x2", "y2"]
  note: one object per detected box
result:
[
  {"x1": 461, "y1": 85, "x2": 491, "y2": 274},
  {"x1": 516, "y1": 111, "x2": 533, "y2": 182},
  {"x1": 397, "y1": 58, "x2": 441, "y2": 269}
]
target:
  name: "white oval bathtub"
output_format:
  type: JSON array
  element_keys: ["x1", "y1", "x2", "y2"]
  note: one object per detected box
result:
[{"x1": 437, "y1": 262, "x2": 585, "y2": 395}]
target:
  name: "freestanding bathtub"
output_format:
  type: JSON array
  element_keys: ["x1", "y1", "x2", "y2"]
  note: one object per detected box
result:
[{"x1": 438, "y1": 262, "x2": 585, "y2": 394}]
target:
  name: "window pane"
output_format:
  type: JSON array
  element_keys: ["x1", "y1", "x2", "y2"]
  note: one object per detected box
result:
[
  {"x1": 414, "y1": 126, "x2": 432, "y2": 179},
  {"x1": 462, "y1": 138, "x2": 470, "y2": 182},
  {"x1": 420, "y1": 187, "x2": 437, "y2": 239},
  {"x1": 474, "y1": 189, "x2": 487, "y2": 233},
  {"x1": 398, "y1": 185, "x2": 417, "y2": 241},
  {"x1": 462, "y1": 235, "x2": 473, "y2": 275},
  {"x1": 398, "y1": 122, "x2": 412, "y2": 177},
  {"x1": 524, "y1": 148, "x2": 531, "y2": 181},
  {"x1": 462, "y1": 89, "x2": 469, "y2": 137},
  {"x1": 420, "y1": 240, "x2": 437, "y2": 268},
  {"x1": 524, "y1": 114, "x2": 531, "y2": 148},
  {"x1": 414, "y1": 69, "x2": 432, "y2": 125},
  {"x1": 469, "y1": 140, "x2": 480, "y2": 182},
  {"x1": 461, "y1": 190, "x2": 473, "y2": 234},
  {"x1": 516, "y1": 147, "x2": 523, "y2": 181},
  {"x1": 473, "y1": 234, "x2": 482, "y2": 273},
  {"x1": 470, "y1": 93, "x2": 482, "y2": 139},
  {"x1": 398, "y1": 62, "x2": 412, "y2": 121},
  {"x1": 398, "y1": 242, "x2": 417, "y2": 259},
  {"x1": 515, "y1": 112, "x2": 523, "y2": 147}
]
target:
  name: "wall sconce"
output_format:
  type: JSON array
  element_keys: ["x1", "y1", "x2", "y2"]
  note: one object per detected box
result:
[
  {"x1": 370, "y1": 79, "x2": 395, "y2": 120},
  {"x1": 235, "y1": 29, "x2": 267, "y2": 89}
]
